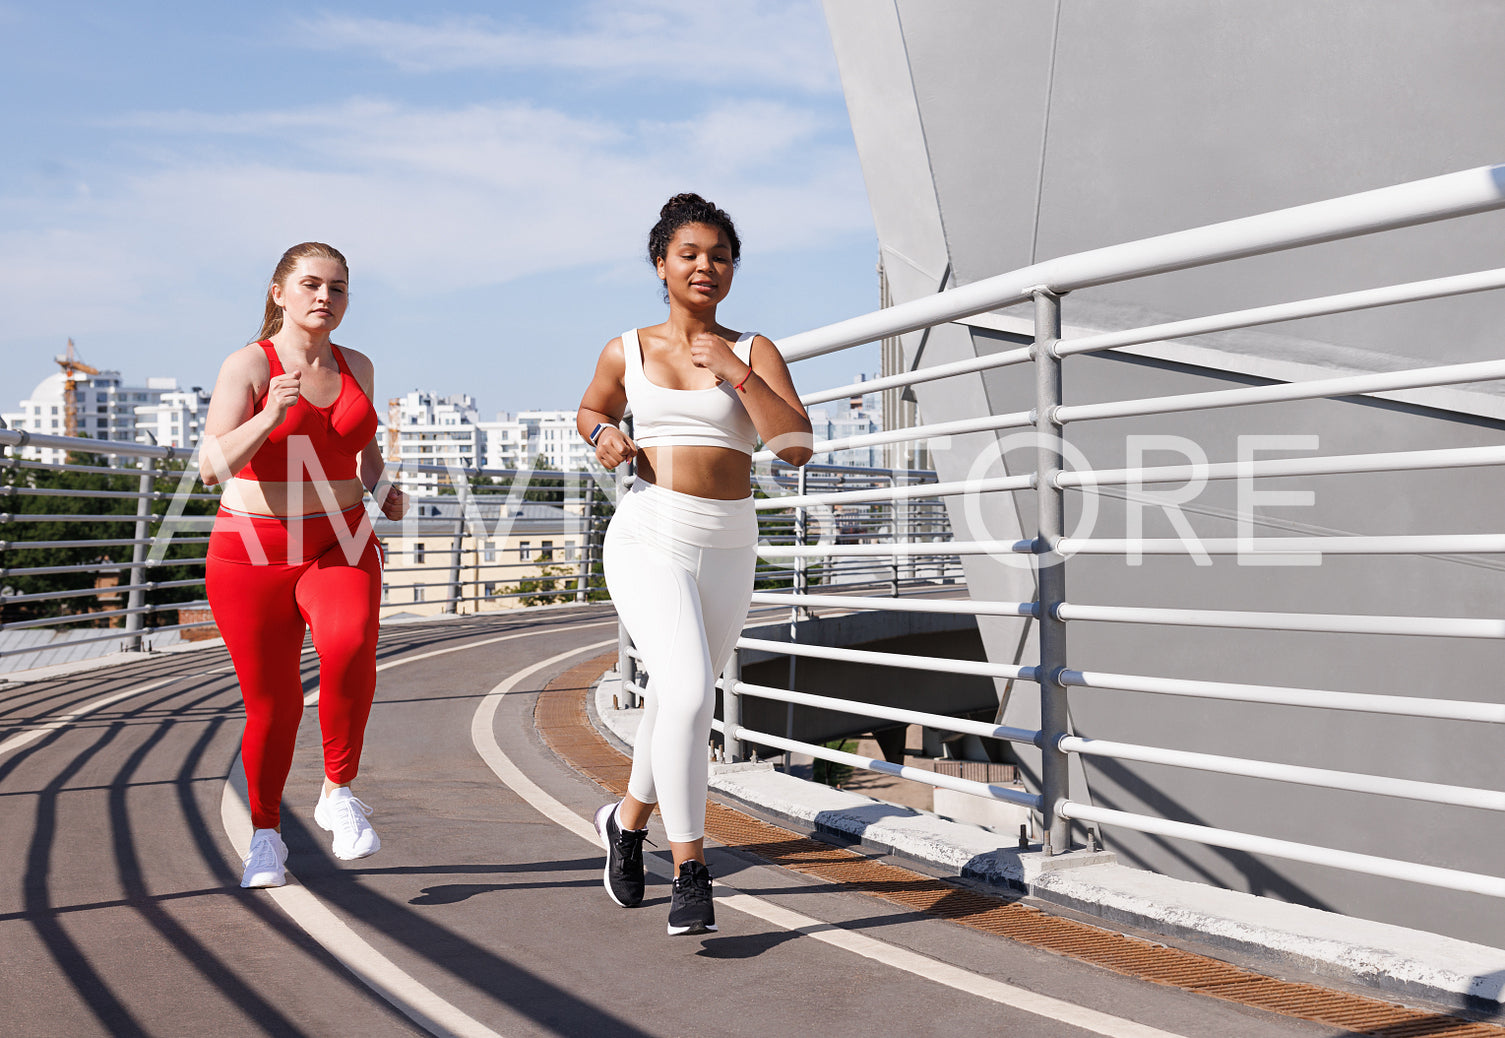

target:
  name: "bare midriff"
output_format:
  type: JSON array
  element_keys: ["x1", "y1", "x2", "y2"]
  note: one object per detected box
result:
[
  {"x1": 636, "y1": 445, "x2": 751, "y2": 500},
  {"x1": 220, "y1": 477, "x2": 367, "y2": 517}
]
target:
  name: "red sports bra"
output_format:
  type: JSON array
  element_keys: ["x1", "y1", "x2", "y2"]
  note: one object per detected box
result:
[{"x1": 235, "y1": 341, "x2": 379, "y2": 482}]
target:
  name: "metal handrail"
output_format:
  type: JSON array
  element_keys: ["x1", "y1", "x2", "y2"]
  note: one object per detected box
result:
[
  {"x1": 1, "y1": 443, "x2": 951, "y2": 663},
  {"x1": 702, "y1": 165, "x2": 1505, "y2": 906},
  {"x1": 775, "y1": 164, "x2": 1505, "y2": 361}
]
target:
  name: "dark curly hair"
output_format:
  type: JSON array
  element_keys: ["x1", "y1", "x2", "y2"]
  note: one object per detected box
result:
[{"x1": 647, "y1": 193, "x2": 741, "y2": 269}]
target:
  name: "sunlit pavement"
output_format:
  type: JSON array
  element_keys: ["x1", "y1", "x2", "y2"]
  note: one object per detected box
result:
[{"x1": 0, "y1": 607, "x2": 1402, "y2": 1038}]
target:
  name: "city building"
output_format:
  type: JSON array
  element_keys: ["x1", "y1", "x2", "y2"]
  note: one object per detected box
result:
[
  {"x1": 383, "y1": 397, "x2": 599, "y2": 491},
  {"x1": 384, "y1": 391, "x2": 485, "y2": 492},
  {"x1": 3, "y1": 370, "x2": 207, "y2": 465},
  {"x1": 807, "y1": 373, "x2": 885, "y2": 470},
  {"x1": 376, "y1": 498, "x2": 597, "y2": 618},
  {"x1": 133, "y1": 385, "x2": 212, "y2": 453}
]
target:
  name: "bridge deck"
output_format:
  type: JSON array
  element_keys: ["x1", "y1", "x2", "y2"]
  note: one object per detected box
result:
[{"x1": 0, "y1": 608, "x2": 1492, "y2": 1038}]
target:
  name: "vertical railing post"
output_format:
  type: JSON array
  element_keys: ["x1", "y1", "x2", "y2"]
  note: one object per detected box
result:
[
  {"x1": 123, "y1": 451, "x2": 158, "y2": 652},
  {"x1": 784, "y1": 465, "x2": 808, "y2": 772},
  {"x1": 889, "y1": 471, "x2": 901, "y2": 597},
  {"x1": 721, "y1": 648, "x2": 744, "y2": 763},
  {"x1": 574, "y1": 473, "x2": 590, "y2": 603},
  {"x1": 441, "y1": 469, "x2": 465, "y2": 614},
  {"x1": 617, "y1": 620, "x2": 638, "y2": 710},
  {"x1": 793, "y1": 465, "x2": 808, "y2": 607},
  {"x1": 615, "y1": 423, "x2": 638, "y2": 707},
  {"x1": 1033, "y1": 287, "x2": 1072, "y2": 856}
]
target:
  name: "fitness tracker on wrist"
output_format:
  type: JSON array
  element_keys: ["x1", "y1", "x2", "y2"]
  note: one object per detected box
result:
[{"x1": 588, "y1": 422, "x2": 613, "y2": 446}]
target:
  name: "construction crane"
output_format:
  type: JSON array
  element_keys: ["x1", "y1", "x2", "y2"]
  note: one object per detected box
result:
[{"x1": 54, "y1": 338, "x2": 99, "y2": 439}]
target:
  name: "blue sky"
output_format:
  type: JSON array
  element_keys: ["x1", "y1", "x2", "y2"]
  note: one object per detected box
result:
[{"x1": 0, "y1": 1, "x2": 880, "y2": 417}]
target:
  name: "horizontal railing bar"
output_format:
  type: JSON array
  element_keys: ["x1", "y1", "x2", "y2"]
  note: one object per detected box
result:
[
  {"x1": 760, "y1": 541, "x2": 1013, "y2": 558},
  {"x1": 1056, "y1": 602, "x2": 1505, "y2": 638},
  {"x1": 6, "y1": 487, "x2": 203, "y2": 501},
  {"x1": 1055, "y1": 267, "x2": 1505, "y2": 358},
  {"x1": 1059, "y1": 443, "x2": 1505, "y2": 489},
  {"x1": 0, "y1": 598, "x2": 211, "y2": 631},
  {"x1": 1054, "y1": 357, "x2": 1505, "y2": 425},
  {"x1": 0, "y1": 429, "x2": 189, "y2": 460},
  {"x1": 750, "y1": 592, "x2": 1036, "y2": 618},
  {"x1": 1061, "y1": 668, "x2": 1505, "y2": 722},
  {"x1": 723, "y1": 725, "x2": 1042, "y2": 809},
  {"x1": 1057, "y1": 535, "x2": 1505, "y2": 555},
  {"x1": 753, "y1": 411, "x2": 1033, "y2": 463},
  {"x1": 0, "y1": 537, "x2": 210, "y2": 550},
  {"x1": 0, "y1": 616, "x2": 223, "y2": 658},
  {"x1": 6, "y1": 489, "x2": 219, "y2": 504},
  {"x1": 732, "y1": 680, "x2": 1039, "y2": 745},
  {"x1": 0, "y1": 558, "x2": 207, "y2": 578},
  {"x1": 736, "y1": 635, "x2": 1037, "y2": 681},
  {"x1": 800, "y1": 345, "x2": 1034, "y2": 405},
  {"x1": 0, "y1": 514, "x2": 153, "y2": 523},
  {"x1": 755, "y1": 474, "x2": 1032, "y2": 510},
  {"x1": 777, "y1": 164, "x2": 1505, "y2": 362},
  {"x1": 1060, "y1": 802, "x2": 1505, "y2": 898},
  {"x1": 0, "y1": 578, "x2": 204, "y2": 605},
  {"x1": 1059, "y1": 735, "x2": 1505, "y2": 811},
  {"x1": 3, "y1": 459, "x2": 175, "y2": 478}
]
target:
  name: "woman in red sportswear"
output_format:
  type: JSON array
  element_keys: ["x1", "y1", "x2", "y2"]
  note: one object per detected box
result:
[{"x1": 200, "y1": 242, "x2": 408, "y2": 888}]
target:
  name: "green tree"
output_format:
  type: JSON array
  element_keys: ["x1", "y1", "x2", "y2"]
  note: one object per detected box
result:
[
  {"x1": 1, "y1": 450, "x2": 216, "y2": 626},
  {"x1": 506, "y1": 563, "x2": 577, "y2": 606}
]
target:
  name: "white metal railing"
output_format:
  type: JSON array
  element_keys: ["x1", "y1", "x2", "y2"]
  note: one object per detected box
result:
[
  {"x1": 701, "y1": 163, "x2": 1505, "y2": 903},
  {"x1": 0, "y1": 432, "x2": 951, "y2": 669}
]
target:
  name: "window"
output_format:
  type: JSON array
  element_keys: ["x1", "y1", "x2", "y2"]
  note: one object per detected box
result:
[
  {"x1": 483, "y1": 541, "x2": 496, "y2": 563},
  {"x1": 413, "y1": 542, "x2": 425, "y2": 564},
  {"x1": 519, "y1": 542, "x2": 532, "y2": 561},
  {"x1": 564, "y1": 541, "x2": 576, "y2": 561},
  {"x1": 539, "y1": 540, "x2": 553, "y2": 561},
  {"x1": 414, "y1": 587, "x2": 424, "y2": 602}
]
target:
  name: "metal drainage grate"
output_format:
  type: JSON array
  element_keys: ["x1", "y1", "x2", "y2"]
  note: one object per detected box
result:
[{"x1": 533, "y1": 659, "x2": 1504, "y2": 1038}]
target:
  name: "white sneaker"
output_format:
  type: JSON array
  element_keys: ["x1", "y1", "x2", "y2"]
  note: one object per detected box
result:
[
  {"x1": 241, "y1": 829, "x2": 288, "y2": 888},
  {"x1": 314, "y1": 787, "x2": 381, "y2": 860}
]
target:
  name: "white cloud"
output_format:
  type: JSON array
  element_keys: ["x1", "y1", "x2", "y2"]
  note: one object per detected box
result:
[
  {"x1": 93, "y1": 96, "x2": 869, "y2": 296},
  {"x1": 295, "y1": 0, "x2": 841, "y2": 93}
]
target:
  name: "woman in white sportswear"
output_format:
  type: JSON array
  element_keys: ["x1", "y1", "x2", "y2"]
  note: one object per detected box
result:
[{"x1": 576, "y1": 193, "x2": 813, "y2": 935}]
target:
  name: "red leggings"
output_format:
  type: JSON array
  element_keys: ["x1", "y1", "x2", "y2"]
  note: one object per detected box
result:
[{"x1": 207, "y1": 504, "x2": 382, "y2": 830}]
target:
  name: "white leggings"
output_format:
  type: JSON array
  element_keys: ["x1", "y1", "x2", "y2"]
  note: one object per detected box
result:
[{"x1": 603, "y1": 479, "x2": 757, "y2": 843}]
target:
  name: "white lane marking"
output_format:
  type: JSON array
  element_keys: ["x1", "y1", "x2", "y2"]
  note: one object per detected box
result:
[
  {"x1": 216, "y1": 617, "x2": 617, "y2": 1038},
  {"x1": 0, "y1": 678, "x2": 182, "y2": 758},
  {"x1": 219, "y1": 785, "x2": 505, "y2": 1038},
  {"x1": 472, "y1": 645, "x2": 1191, "y2": 1038},
  {"x1": 300, "y1": 617, "x2": 621, "y2": 706}
]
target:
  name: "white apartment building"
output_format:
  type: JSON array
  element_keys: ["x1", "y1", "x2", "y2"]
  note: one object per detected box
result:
[
  {"x1": 385, "y1": 397, "x2": 591, "y2": 490},
  {"x1": 3, "y1": 370, "x2": 207, "y2": 465},
  {"x1": 807, "y1": 375, "x2": 885, "y2": 470},
  {"x1": 133, "y1": 385, "x2": 212, "y2": 452},
  {"x1": 385, "y1": 391, "x2": 485, "y2": 491},
  {"x1": 501, "y1": 410, "x2": 596, "y2": 473}
]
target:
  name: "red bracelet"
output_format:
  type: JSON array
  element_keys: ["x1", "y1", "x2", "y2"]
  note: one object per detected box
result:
[{"x1": 734, "y1": 363, "x2": 753, "y2": 392}]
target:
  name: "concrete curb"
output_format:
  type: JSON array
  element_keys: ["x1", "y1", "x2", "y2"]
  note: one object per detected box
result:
[{"x1": 593, "y1": 670, "x2": 1505, "y2": 1014}]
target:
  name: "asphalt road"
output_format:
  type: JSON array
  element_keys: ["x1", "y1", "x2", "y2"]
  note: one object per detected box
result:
[{"x1": 0, "y1": 606, "x2": 1342, "y2": 1038}]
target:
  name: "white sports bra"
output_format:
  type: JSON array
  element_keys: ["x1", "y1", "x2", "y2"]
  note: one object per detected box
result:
[{"x1": 622, "y1": 328, "x2": 760, "y2": 455}]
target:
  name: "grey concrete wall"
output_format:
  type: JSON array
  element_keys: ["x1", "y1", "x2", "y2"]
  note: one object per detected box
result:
[
  {"x1": 823, "y1": 0, "x2": 1505, "y2": 946},
  {"x1": 729, "y1": 611, "x2": 997, "y2": 752}
]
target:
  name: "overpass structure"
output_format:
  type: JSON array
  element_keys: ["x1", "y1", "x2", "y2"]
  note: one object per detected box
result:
[{"x1": 6, "y1": 3, "x2": 1505, "y2": 1032}]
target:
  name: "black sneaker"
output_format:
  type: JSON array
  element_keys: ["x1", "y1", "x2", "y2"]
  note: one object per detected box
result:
[
  {"x1": 667, "y1": 859, "x2": 717, "y2": 935},
  {"x1": 593, "y1": 802, "x2": 646, "y2": 907}
]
